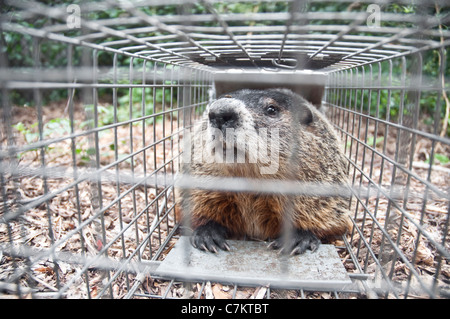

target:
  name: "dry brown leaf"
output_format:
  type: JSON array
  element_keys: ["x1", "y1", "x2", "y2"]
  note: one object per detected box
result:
[
  {"x1": 91, "y1": 286, "x2": 98, "y2": 298},
  {"x1": 34, "y1": 266, "x2": 54, "y2": 275},
  {"x1": 5, "y1": 105, "x2": 448, "y2": 300},
  {"x1": 416, "y1": 242, "x2": 434, "y2": 266},
  {"x1": 212, "y1": 284, "x2": 232, "y2": 299},
  {"x1": 204, "y1": 281, "x2": 214, "y2": 299},
  {"x1": 251, "y1": 286, "x2": 268, "y2": 299},
  {"x1": 321, "y1": 292, "x2": 331, "y2": 299},
  {"x1": 235, "y1": 290, "x2": 252, "y2": 299}
]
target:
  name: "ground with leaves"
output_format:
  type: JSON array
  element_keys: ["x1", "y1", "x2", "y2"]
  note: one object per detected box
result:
[{"x1": 1, "y1": 102, "x2": 449, "y2": 299}]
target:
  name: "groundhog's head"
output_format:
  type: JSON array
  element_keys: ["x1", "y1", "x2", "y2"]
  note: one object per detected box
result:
[
  {"x1": 198, "y1": 88, "x2": 315, "y2": 175},
  {"x1": 208, "y1": 88, "x2": 313, "y2": 132}
]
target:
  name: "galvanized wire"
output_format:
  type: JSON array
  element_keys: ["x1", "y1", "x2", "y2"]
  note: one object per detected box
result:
[{"x1": 1, "y1": 0, "x2": 449, "y2": 299}]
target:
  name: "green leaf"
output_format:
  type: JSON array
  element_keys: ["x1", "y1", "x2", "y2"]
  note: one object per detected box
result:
[
  {"x1": 86, "y1": 147, "x2": 97, "y2": 156},
  {"x1": 435, "y1": 153, "x2": 450, "y2": 164},
  {"x1": 13, "y1": 122, "x2": 26, "y2": 133},
  {"x1": 425, "y1": 153, "x2": 450, "y2": 165}
]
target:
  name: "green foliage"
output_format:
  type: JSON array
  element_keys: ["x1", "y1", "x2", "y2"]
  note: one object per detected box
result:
[
  {"x1": 12, "y1": 117, "x2": 73, "y2": 159},
  {"x1": 44, "y1": 117, "x2": 72, "y2": 136},
  {"x1": 426, "y1": 153, "x2": 450, "y2": 165},
  {"x1": 12, "y1": 122, "x2": 39, "y2": 145},
  {"x1": 13, "y1": 117, "x2": 72, "y2": 144},
  {"x1": 85, "y1": 87, "x2": 171, "y2": 127},
  {"x1": 367, "y1": 136, "x2": 385, "y2": 148},
  {"x1": 346, "y1": 135, "x2": 384, "y2": 149},
  {"x1": 4, "y1": 0, "x2": 449, "y2": 138}
]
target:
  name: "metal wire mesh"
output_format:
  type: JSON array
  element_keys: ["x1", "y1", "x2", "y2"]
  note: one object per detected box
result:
[{"x1": 0, "y1": 0, "x2": 449, "y2": 299}]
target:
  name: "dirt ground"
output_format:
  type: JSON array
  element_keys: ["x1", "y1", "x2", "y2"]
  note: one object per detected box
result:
[{"x1": 1, "y1": 101, "x2": 449, "y2": 299}]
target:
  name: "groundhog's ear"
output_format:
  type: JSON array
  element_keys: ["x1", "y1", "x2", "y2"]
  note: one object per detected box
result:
[{"x1": 299, "y1": 104, "x2": 314, "y2": 125}]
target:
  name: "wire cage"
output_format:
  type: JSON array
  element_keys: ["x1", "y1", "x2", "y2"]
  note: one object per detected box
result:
[{"x1": 0, "y1": 0, "x2": 449, "y2": 299}]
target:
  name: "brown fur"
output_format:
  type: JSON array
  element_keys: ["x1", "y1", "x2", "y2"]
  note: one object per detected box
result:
[{"x1": 177, "y1": 89, "x2": 352, "y2": 242}]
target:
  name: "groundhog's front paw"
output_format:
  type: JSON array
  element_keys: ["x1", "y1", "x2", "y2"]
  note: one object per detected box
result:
[
  {"x1": 268, "y1": 229, "x2": 321, "y2": 255},
  {"x1": 191, "y1": 221, "x2": 231, "y2": 253}
]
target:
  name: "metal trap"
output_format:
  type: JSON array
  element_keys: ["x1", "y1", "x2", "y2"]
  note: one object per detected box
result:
[{"x1": 1, "y1": 0, "x2": 449, "y2": 299}]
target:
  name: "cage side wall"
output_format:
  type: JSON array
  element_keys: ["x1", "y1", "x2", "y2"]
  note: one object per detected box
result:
[
  {"x1": 1, "y1": 0, "x2": 449, "y2": 299},
  {"x1": 0, "y1": 23, "x2": 212, "y2": 297},
  {"x1": 325, "y1": 50, "x2": 450, "y2": 298}
]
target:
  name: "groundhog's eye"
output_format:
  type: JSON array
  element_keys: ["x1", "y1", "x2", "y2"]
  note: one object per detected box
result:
[{"x1": 265, "y1": 105, "x2": 279, "y2": 117}]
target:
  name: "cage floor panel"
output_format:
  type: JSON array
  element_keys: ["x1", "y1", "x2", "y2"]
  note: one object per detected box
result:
[{"x1": 155, "y1": 236, "x2": 352, "y2": 290}]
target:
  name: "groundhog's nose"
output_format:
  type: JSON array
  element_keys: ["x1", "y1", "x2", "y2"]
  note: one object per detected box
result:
[{"x1": 208, "y1": 107, "x2": 239, "y2": 131}]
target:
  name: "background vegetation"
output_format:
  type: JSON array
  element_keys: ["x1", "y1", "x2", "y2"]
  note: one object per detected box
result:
[{"x1": 1, "y1": 1, "x2": 448, "y2": 138}]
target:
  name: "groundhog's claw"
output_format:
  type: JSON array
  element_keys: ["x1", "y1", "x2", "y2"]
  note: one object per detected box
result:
[
  {"x1": 269, "y1": 229, "x2": 321, "y2": 255},
  {"x1": 191, "y1": 221, "x2": 230, "y2": 253}
]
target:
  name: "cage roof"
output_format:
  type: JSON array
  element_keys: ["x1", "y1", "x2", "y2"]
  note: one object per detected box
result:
[{"x1": 1, "y1": 0, "x2": 449, "y2": 74}]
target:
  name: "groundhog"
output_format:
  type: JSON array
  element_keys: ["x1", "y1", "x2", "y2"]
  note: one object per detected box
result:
[{"x1": 177, "y1": 88, "x2": 352, "y2": 255}]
